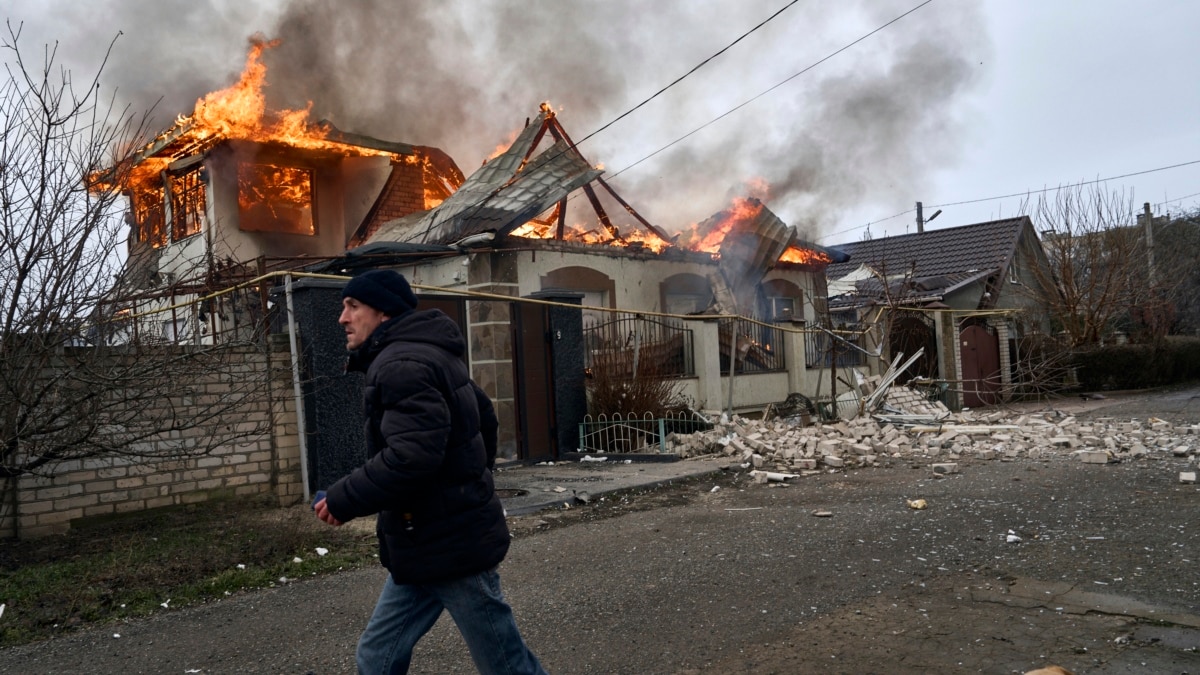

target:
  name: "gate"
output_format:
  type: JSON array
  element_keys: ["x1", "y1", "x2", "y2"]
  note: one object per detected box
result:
[{"x1": 959, "y1": 322, "x2": 1000, "y2": 407}]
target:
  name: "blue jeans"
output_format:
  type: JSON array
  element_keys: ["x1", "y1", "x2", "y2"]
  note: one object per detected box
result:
[{"x1": 356, "y1": 567, "x2": 547, "y2": 675}]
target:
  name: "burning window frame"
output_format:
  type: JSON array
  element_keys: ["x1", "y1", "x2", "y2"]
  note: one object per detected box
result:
[
  {"x1": 168, "y1": 164, "x2": 207, "y2": 242},
  {"x1": 132, "y1": 183, "x2": 168, "y2": 248},
  {"x1": 235, "y1": 161, "x2": 316, "y2": 237}
]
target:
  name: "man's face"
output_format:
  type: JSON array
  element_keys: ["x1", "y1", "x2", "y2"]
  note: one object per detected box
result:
[{"x1": 339, "y1": 298, "x2": 389, "y2": 350}]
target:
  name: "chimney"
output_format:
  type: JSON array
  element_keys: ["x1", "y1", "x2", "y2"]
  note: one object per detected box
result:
[{"x1": 916, "y1": 201, "x2": 924, "y2": 234}]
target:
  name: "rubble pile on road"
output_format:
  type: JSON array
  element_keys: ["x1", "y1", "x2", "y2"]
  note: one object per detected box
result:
[{"x1": 662, "y1": 386, "x2": 1200, "y2": 479}]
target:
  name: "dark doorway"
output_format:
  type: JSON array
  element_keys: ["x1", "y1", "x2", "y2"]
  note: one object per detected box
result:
[
  {"x1": 889, "y1": 313, "x2": 938, "y2": 381},
  {"x1": 959, "y1": 322, "x2": 1001, "y2": 407},
  {"x1": 512, "y1": 301, "x2": 556, "y2": 461}
]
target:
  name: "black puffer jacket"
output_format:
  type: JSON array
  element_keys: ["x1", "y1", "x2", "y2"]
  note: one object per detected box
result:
[{"x1": 325, "y1": 309, "x2": 509, "y2": 584}]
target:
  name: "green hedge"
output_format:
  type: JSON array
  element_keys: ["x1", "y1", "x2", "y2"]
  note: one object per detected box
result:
[{"x1": 1073, "y1": 337, "x2": 1200, "y2": 390}]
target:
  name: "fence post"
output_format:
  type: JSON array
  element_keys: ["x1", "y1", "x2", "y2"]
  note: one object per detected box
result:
[
  {"x1": 689, "y1": 318, "x2": 723, "y2": 412},
  {"x1": 784, "y1": 321, "x2": 808, "y2": 394}
]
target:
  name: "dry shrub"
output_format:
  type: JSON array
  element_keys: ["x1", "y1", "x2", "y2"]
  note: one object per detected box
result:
[{"x1": 586, "y1": 347, "x2": 688, "y2": 418}]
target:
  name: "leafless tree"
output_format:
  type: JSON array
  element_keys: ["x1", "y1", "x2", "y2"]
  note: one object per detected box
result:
[
  {"x1": 0, "y1": 24, "x2": 270, "y2": 487},
  {"x1": 1025, "y1": 184, "x2": 1178, "y2": 347}
]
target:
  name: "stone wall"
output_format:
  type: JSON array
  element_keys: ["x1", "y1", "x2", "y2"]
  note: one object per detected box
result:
[{"x1": 0, "y1": 338, "x2": 302, "y2": 539}]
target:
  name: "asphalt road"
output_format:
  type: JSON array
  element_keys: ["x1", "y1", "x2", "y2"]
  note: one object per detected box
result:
[{"x1": 2, "y1": 387, "x2": 1199, "y2": 674}]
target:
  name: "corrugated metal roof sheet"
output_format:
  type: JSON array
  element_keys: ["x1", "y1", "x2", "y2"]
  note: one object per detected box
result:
[{"x1": 367, "y1": 112, "x2": 601, "y2": 246}]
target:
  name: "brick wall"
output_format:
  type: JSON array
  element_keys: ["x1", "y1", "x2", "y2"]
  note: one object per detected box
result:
[
  {"x1": 356, "y1": 159, "x2": 427, "y2": 244},
  {"x1": 0, "y1": 339, "x2": 303, "y2": 539}
]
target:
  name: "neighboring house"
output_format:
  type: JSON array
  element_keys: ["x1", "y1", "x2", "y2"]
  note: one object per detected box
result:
[{"x1": 825, "y1": 217, "x2": 1054, "y2": 407}]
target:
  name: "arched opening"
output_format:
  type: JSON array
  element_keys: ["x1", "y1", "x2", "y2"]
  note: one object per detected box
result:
[
  {"x1": 659, "y1": 273, "x2": 712, "y2": 315},
  {"x1": 759, "y1": 278, "x2": 804, "y2": 322}
]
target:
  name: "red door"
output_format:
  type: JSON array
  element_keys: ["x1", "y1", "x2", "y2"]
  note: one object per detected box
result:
[{"x1": 959, "y1": 324, "x2": 1000, "y2": 407}]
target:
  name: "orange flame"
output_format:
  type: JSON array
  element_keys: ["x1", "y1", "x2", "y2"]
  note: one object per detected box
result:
[
  {"x1": 135, "y1": 35, "x2": 395, "y2": 162},
  {"x1": 486, "y1": 128, "x2": 522, "y2": 162},
  {"x1": 779, "y1": 246, "x2": 831, "y2": 265}
]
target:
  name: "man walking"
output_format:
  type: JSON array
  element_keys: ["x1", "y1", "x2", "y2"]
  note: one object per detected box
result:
[{"x1": 313, "y1": 269, "x2": 546, "y2": 675}]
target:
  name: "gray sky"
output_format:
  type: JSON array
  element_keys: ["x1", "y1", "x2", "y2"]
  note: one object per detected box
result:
[{"x1": 4, "y1": 0, "x2": 1197, "y2": 245}]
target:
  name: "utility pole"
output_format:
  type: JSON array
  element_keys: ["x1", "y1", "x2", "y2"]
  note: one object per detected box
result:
[
  {"x1": 915, "y1": 201, "x2": 941, "y2": 234},
  {"x1": 1143, "y1": 202, "x2": 1155, "y2": 287}
]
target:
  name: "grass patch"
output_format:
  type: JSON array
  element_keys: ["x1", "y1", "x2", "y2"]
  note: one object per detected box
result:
[{"x1": 0, "y1": 497, "x2": 378, "y2": 647}]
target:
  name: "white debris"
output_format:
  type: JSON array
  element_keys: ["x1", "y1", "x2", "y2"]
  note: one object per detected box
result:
[
  {"x1": 653, "y1": 390, "x2": 1195, "y2": 488},
  {"x1": 580, "y1": 455, "x2": 608, "y2": 463},
  {"x1": 316, "y1": 547, "x2": 329, "y2": 556},
  {"x1": 293, "y1": 557, "x2": 303, "y2": 563},
  {"x1": 1006, "y1": 530, "x2": 1022, "y2": 544}
]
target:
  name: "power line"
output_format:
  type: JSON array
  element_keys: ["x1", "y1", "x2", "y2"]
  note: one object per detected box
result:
[
  {"x1": 820, "y1": 158, "x2": 1200, "y2": 243},
  {"x1": 607, "y1": 0, "x2": 935, "y2": 181},
  {"x1": 424, "y1": 0, "x2": 809, "y2": 239},
  {"x1": 572, "y1": 0, "x2": 804, "y2": 151},
  {"x1": 925, "y1": 159, "x2": 1200, "y2": 209}
]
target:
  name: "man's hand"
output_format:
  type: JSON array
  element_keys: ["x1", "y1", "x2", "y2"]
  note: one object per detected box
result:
[{"x1": 313, "y1": 497, "x2": 343, "y2": 526}]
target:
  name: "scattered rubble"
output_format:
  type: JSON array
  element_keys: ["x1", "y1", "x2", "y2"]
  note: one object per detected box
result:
[{"x1": 661, "y1": 384, "x2": 1200, "y2": 480}]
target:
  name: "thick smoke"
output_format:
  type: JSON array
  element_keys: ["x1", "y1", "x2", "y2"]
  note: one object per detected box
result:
[{"x1": 9, "y1": 0, "x2": 989, "y2": 240}]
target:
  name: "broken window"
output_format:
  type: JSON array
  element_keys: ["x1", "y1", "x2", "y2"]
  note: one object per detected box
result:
[
  {"x1": 132, "y1": 184, "x2": 167, "y2": 248},
  {"x1": 169, "y1": 166, "x2": 206, "y2": 241},
  {"x1": 237, "y1": 163, "x2": 315, "y2": 235}
]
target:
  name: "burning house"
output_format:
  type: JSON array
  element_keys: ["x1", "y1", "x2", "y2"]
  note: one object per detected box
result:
[
  {"x1": 330, "y1": 104, "x2": 851, "y2": 457},
  {"x1": 111, "y1": 43, "x2": 854, "y2": 460},
  {"x1": 112, "y1": 39, "x2": 462, "y2": 342}
]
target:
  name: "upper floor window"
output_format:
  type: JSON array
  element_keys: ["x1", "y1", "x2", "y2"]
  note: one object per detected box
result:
[
  {"x1": 238, "y1": 163, "x2": 315, "y2": 235},
  {"x1": 133, "y1": 184, "x2": 167, "y2": 248},
  {"x1": 169, "y1": 166, "x2": 206, "y2": 241}
]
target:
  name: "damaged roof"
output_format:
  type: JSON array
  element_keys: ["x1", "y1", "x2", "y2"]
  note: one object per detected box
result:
[
  {"x1": 825, "y1": 217, "x2": 1032, "y2": 303},
  {"x1": 367, "y1": 110, "x2": 602, "y2": 246}
]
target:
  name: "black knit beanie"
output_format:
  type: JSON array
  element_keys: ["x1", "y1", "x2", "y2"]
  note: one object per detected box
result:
[{"x1": 342, "y1": 270, "x2": 418, "y2": 317}]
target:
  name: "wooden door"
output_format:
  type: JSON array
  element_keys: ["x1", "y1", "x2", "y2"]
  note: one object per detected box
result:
[
  {"x1": 959, "y1": 324, "x2": 1000, "y2": 407},
  {"x1": 512, "y1": 301, "x2": 556, "y2": 461}
]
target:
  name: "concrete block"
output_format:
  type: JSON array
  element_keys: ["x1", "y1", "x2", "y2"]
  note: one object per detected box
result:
[
  {"x1": 1078, "y1": 450, "x2": 1111, "y2": 464},
  {"x1": 821, "y1": 455, "x2": 845, "y2": 468},
  {"x1": 1181, "y1": 472, "x2": 1197, "y2": 484},
  {"x1": 932, "y1": 463, "x2": 959, "y2": 474}
]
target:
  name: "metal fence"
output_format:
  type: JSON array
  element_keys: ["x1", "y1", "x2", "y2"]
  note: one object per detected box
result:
[
  {"x1": 804, "y1": 329, "x2": 865, "y2": 369},
  {"x1": 577, "y1": 410, "x2": 712, "y2": 454},
  {"x1": 719, "y1": 317, "x2": 785, "y2": 374},
  {"x1": 583, "y1": 313, "x2": 695, "y2": 377}
]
